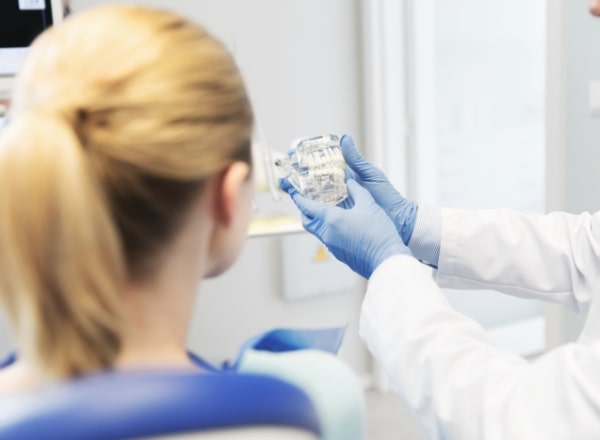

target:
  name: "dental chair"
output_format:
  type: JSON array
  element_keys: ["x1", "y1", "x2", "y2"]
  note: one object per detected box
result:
[
  {"x1": 0, "y1": 328, "x2": 365, "y2": 440},
  {"x1": 0, "y1": 370, "x2": 321, "y2": 440}
]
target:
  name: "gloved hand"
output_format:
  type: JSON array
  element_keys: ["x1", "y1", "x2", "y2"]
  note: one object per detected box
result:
[
  {"x1": 286, "y1": 179, "x2": 410, "y2": 279},
  {"x1": 341, "y1": 135, "x2": 417, "y2": 245}
]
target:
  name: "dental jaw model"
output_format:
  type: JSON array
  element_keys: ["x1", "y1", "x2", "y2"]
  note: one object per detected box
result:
[{"x1": 275, "y1": 134, "x2": 348, "y2": 205}]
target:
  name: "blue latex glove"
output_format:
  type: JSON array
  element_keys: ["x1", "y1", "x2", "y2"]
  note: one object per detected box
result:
[
  {"x1": 287, "y1": 179, "x2": 410, "y2": 279},
  {"x1": 341, "y1": 135, "x2": 417, "y2": 245}
]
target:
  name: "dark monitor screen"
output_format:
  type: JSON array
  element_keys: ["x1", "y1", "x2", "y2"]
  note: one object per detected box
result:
[{"x1": 0, "y1": 0, "x2": 62, "y2": 75}]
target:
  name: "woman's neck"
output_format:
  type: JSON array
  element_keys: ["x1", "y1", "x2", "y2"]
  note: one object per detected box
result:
[
  {"x1": 118, "y1": 259, "x2": 204, "y2": 370},
  {"x1": 0, "y1": 362, "x2": 46, "y2": 395}
]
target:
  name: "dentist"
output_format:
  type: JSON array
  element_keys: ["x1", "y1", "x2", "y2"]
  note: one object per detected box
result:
[
  {"x1": 281, "y1": 3, "x2": 600, "y2": 438},
  {"x1": 283, "y1": 128, "x2": 600, "y2": 439},
  {"x1": 282, "y1": 131, "x2": 600, "y2": 440}
]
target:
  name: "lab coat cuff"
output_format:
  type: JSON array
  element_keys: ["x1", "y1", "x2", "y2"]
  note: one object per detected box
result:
[{"x1": 408, "y1": 205, "x2": 442, "y2": 267}]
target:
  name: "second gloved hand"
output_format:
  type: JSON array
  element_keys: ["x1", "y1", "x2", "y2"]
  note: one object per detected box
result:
[
  {"x1": 288, "y1": 179, "x2": 410, "y2": 279},
  {"x1": 341, "y1": 135, "x2": 417, "y2": 245}
]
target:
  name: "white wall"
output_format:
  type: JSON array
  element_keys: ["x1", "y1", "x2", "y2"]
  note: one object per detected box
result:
[
  {"x1": 75, "y1": 0, "x2": 364, "y2": 151},
  {"x1": 18, "y1": 0, "x2": 368, "y2": 374},
  {"x1": 565, "y1": 4, "x2": 600, "y2": 213},
  {"x1": 561, "y1": 2, "x2": 600, "y2": 341}
]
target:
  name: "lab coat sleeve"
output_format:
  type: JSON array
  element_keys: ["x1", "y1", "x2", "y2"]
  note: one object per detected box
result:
[
  {"x1": 436, "y1": 208, "x2": 600, "y2": 312},
  {"x1": 360, "y1": 255, "x2": 600, "y2": 440}
]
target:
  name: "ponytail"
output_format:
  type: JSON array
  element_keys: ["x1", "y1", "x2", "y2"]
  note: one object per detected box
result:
[
  {"x1": 0, "y1": 5, "x2": 254, "y2": 379},
  {"x1": 0, "y1": 111, "x2": 125, "y2": 378}
]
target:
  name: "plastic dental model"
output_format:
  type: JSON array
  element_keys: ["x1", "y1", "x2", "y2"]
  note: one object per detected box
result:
[{"x1": 275, "y1": 134, "x2": 348, "y2": 205}]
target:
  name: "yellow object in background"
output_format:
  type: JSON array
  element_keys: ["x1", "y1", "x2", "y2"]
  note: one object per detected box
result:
[
  {"x1": 280, "y1": 234, "x2": 359, "y2": 301},
  {"x1": 313, "y1": 246, "x2": 330, "y2": 263}
]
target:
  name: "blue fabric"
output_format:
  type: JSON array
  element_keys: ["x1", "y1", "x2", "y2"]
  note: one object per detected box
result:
[
  {"x1": 185, "y1": 327, "x2": 347, "y2": 372},
  {"x1": 0, "y1": 353, "x2": 16, "y2": 369},
  {"x1": 186, "y1": 351, "x2": 222, "y2": 373},
  {"x1": 0, "y1": 371, "x2": 321, "y2": 440},
  {"x1": 231, "y1": 326, "x2": 346, "y2": 369}
]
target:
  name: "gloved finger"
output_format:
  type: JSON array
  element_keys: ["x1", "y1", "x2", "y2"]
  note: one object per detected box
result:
[
  {"x1": 290, "y1": 191, "x2": 328, "y2": 219},
  {"x1": 297, "y1": 201, "x2": 327, "y2": 238},
  {"x1": 341, "y1": 134, "x2": 387, "y2": 183},
  {"x1": 336, "y1": 193, "x2": 355, "y2": 210},
  {"x1": 278, "y1": 177, "x2": 294, "y2": 193},
  {"x1": 340, "y1": 135, "x2": 372, "y2": 174},
  {"x1": 300, "y1": 212, "x2": 321, "y2": 235},
  {"x1": 344, "y1": 166, "x2": 358, "y2": 182},
  {"x1": 300, "y1": 212, "x2": 311, "y2": 225},
  {"x1": 346, "y1": 179, "x2": 376, "y2": 206}
]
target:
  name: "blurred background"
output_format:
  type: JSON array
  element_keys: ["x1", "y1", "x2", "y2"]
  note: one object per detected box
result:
[{"x1": 1, "y1": 0, "x2": 598, "y2": 438}]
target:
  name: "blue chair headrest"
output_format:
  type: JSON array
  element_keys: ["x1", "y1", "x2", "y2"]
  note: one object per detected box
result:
[{"x1": 0, "y1": 370, "x2": 321, "y2": 440}]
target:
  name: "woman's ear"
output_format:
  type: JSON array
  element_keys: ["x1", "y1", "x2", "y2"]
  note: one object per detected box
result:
[{"x1": 213, "y1": 161, "x2": 251, "y2": 227}]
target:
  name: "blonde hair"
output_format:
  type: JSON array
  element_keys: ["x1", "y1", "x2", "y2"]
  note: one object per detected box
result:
[{"x1": 0, "y1": 5, "x2": 253, "y2": 378}]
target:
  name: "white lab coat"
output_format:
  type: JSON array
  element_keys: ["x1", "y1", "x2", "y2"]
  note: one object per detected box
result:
[{"x1": 359, "y1": 208, "x2": 600, "y2": 440}]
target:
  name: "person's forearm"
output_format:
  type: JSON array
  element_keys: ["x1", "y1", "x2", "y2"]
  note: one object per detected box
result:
[
  {"x1": 408, "y1": 206, "x2": 598, "y2": 312},
  {"x1": 360, "y1": 255, "x2": 527, "y2": 439},
  {"x1": 360, "y1": 255, "x2": 600, "y2": 439},
  {"x1": 435, "y1": 208, "x2": 600, "y2": 313}
]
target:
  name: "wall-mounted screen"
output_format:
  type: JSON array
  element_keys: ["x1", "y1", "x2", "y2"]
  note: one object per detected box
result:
[{"x1": 0, "y1": 0, "x2": 63, "y2": 76}]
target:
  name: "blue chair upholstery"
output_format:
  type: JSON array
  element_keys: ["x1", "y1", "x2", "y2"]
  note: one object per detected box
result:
[{"x1": 0, "y1": 370, "x2": 321, "y2": 440}]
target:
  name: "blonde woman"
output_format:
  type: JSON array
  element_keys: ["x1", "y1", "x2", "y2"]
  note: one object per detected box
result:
[{"x1": 0, "y1": 5, "x2": 363, "y2": 439}]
